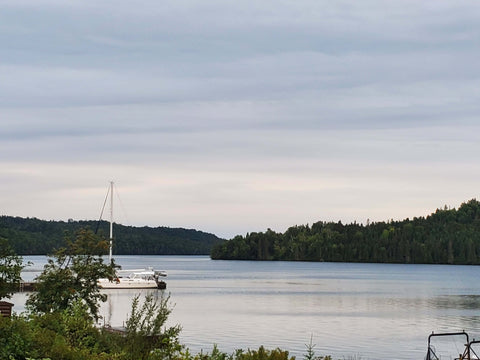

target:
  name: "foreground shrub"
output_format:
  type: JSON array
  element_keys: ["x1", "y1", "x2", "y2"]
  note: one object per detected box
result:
[
  {"x1": 0, "y1": 314, "x2": 33, "y2": 360},
  {"x1": 29, "y1": 301, "x2": 105, "y2": 360},
  {"x1": 123, "y1": 293, "x2": 182, "y2": 360},
  {"x1": 180, "y1": 345, "x2": 295, "y2": 360},
  {"x1": 235, "y1": 346, "x2": 295, "y2": 360}
]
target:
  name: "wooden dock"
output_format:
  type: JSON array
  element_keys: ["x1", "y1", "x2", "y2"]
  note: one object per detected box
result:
[{"x1": 17, "y1": 282, "x2": 36, "y2": 292}]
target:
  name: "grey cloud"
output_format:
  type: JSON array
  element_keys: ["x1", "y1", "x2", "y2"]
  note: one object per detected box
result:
[{"x1": 2, "y1": 0, "x2": 479, "y2": 114}]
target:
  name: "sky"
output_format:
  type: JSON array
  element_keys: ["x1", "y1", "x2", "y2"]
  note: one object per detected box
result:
[{"x1": 1, "y1": 1, "x2": 480, "y2": 239}]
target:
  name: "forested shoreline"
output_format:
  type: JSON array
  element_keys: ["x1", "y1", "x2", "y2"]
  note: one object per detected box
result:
[
  {"x1": 0, "y1": 216, "x2": 224, "y2": 255},
  {"x1": 4, "y1": 199, "x2": 480, "y2": 264},
  {"x1": 211, "y1": 199, "x2": 480, "y2": 265}
]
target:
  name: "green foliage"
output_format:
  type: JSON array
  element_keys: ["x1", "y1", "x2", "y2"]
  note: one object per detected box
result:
[
  {"x1": 0, "y1": 216, "x2": 225, "y2": 255},
  {"x1": 26, "y1": 228, "x2": 117, "y2": 320},
  {"x1": 212, "y1": 199, "x2": 480, "y2": 265},
  {"x1": 0, "y1": 311, "x2": 338, "y2": 360},
  {"x1": 178, "y1": 345, "x2": 296, "y2": 360},
  {"x1": 234, "y1": 346, "x2": 295, "y2": 360},
  {"x1": 124, "y1": 293, "x2": 182, "y2": 360},
  {"x1": 27, "y1": 300, "x2": 117, "y2": 360},
  {"x1": 23, "y1": 293, "x2": 181, "y2": 360},
  {"x1": 61, "y1": 300, "x2": 100, "y2": 350},
  {"x1": 303, "y1": 337, "x2": 331, "y2": 360},
  {"x1": 0, "y1": 237, "x2": 25, "y2": 300},
  {"x1": 184, "y1": 345, "x2": 232, "y2": 360},
  {"x1": 0, "y1": 314, "x2": 33, "y2": 360}
]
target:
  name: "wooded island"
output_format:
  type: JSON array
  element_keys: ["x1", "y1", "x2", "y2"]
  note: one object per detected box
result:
[{"x1": 211, "y1": 199, "x2": 480, "y2": 265}]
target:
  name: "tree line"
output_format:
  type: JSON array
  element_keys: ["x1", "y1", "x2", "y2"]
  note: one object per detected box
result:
[
  {"x1": 0, "y1": 216, "x2": 224, "y2": 255},
  {"x1": 211, "y1": 199, "x2": 480, "y2": 265}
]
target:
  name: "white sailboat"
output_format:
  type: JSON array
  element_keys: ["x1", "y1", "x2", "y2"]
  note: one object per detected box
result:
[
  {"x1": 97, "y1": 181, "x2": 167, "y2": 289},
  {"x1": 98, "y1": 267, "x2": 166, "y2": 289}
]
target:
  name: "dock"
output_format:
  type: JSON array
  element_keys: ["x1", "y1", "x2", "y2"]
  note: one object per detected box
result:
[
  {"x1": 16, "y1": 281, "x2": 166, "y2": 292},
  {"x1": 17, "y1": 282, "x2": 37, "y2": 292}
]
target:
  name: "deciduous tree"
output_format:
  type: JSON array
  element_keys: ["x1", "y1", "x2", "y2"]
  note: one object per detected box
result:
[
  {"x1": 26, "y1": 228, "x2": 117, "y2": 320},
  {"x1": 0, "y1": 237, "x2": 24, "y2": 300}
]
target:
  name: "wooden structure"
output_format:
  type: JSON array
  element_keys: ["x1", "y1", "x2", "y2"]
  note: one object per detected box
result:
[
  {"x1": 18, "y1": 281, "x2": 36, "y2": 292},
  {"x1": 0, "y1": 301, "x2": 14, "y2": 317}
]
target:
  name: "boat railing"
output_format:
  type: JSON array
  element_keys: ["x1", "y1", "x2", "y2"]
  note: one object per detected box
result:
[
  {"x1": 154, "y1": 270, "x2": 167, "y2": 277},
  {"x1": 117, "y1": 269, "x2": 149, "y2": 274}
]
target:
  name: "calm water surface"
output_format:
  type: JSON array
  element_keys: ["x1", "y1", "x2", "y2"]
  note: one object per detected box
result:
[{"x1": 13, "y1": 255, "x2": 480, "y2": 359}]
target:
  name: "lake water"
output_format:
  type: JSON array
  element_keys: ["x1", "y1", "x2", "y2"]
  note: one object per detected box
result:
[{"x1": 12, "y1": 255, "x2": 480, "y2": 359}]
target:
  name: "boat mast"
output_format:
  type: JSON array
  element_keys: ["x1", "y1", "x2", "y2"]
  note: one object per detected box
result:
[{"x1": 109, "y1": 181, "x2": 113, "y2": 262}]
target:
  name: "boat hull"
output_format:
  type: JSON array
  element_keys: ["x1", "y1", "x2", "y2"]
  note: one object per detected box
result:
[{"x1": 98, "y1": 278, "x2": 160, "y2": 289}]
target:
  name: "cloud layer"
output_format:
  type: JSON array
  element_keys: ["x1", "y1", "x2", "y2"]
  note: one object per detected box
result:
[{"x1": 1, "y1": 0, "x2": 480, "y2": 238}]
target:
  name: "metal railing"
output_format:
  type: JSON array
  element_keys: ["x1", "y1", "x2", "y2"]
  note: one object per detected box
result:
[{"x1": 426, "y1": 331, "x2": 478, "y2": 360}]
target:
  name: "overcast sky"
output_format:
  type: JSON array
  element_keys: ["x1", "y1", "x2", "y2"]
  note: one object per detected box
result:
[{"x1": 1, "y1": 0, "x2": 479, "y2": 239}]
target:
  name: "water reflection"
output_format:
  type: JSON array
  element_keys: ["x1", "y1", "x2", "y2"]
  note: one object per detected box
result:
[
  {"x1": 432, "y1": 295, "x2": 480, "y2": 310},
  {"x1": 98, "y1": 288, "x2": 167, "y2": 327}
]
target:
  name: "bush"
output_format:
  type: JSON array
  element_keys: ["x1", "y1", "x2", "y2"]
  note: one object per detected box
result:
[
  {"x1": 235, "y1": 346, "x2": 294, "y2": 360},
  {"x1": 123, "y1": 293, "x2": 182, "y2": 360},
  {"x1": 28, "y1": 301, "x2": 104, "y2": 360},
  {"x1": 0, "y1": 314, "x2": 33, "y2": 360}
]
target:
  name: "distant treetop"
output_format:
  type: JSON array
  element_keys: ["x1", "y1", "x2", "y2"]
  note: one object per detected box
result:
[
  {"x1": 0, "y1": 216, "x2": 225, "y2": 255},
  {"x1": 211, "y1": 199, "x2": 480, "y2": 265}
]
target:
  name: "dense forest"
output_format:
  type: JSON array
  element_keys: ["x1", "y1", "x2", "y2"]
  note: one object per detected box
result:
[
  {"x1": 0, "y1": 216, "x2": 225, "y2": 255},
  {"x1": 211, "y1": 199, "x2": 480, "y2": 265}
]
